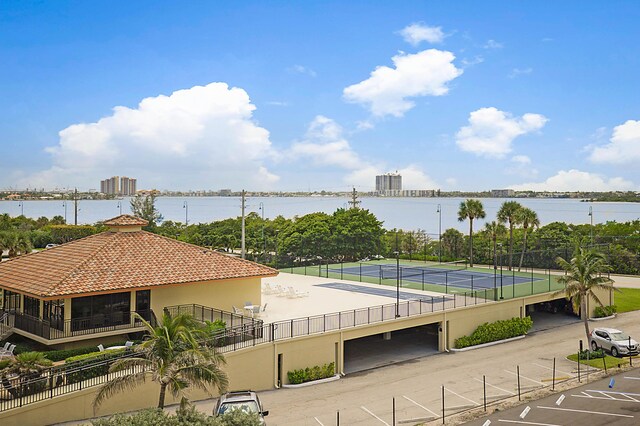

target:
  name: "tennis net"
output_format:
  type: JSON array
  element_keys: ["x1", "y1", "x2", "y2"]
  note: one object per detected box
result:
[{"x1": 380, "y1": 260, "x2": 468, "y2": 280}]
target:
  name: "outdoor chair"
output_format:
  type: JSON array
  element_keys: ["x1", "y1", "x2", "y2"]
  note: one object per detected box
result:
[
  {"x1": 252, "y1": 305, "x2": 261, "y2": 316},
  {"x1": 97, "y1": 344, "x2": 105, "y2": 352},
  {"x1": 261, "y1": 303, "x2": 268, "y2": 312},
  {"x1": 0, "y1": 344, "x2": 16, "y2": 358},
  {"x1": 125, "y1": 341, "x2": 134, "y2": 348},
  {"x1": 232, "y1": 306, "x2": 244, "y2": 316},
  {"x1": 1, "y1": 342, "x2": 9, "y2": 352}
]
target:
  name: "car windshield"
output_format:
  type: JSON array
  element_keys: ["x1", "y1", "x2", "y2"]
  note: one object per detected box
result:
[
  {"x1": 218, "y1": 401, "x2": 260, "y2": 415},
  {"x1": 610, "y1": 332, "x2": 631, "y2": 341}
]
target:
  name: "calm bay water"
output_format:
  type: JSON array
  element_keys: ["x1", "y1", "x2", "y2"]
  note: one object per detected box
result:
[{"x1": 1, "y1": 197, "x2": 639, "y2": 234}]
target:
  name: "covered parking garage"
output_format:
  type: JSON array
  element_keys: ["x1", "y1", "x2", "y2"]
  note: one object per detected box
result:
[{"x1": 344, "y1": 323, "x2": 440, "y2": 374}]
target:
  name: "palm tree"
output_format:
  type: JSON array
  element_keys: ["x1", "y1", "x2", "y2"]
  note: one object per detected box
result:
[
  {"x1": 554, "y1": 247, "x2": 616, "y2": 345},
  {"x1": 517, "y1": 207, "x2": 540, "y2": 271},
  {"x1": 497, "y1": 201, "x2": 523, "y2": 271},
  {"x1": 457, "y1": 199, "x2": 486, "y2": 267},
  {"x1": 94, "y1": 313, "x2": 228, "y2": 411},
  {"x1": 1, "y1": 351, "x2": 53, "y2": 398},
  {"x1": 484, "y1": 221, "x2": 507, "y2": 271}
]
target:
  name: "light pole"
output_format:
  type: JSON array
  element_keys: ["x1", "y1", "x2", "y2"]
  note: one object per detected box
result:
[
  {"x1": 588, "y1": 206, "x2": 593, "y2": 245},
  {"x1": 62, "y1": 201, "x2": 67, "y2": 224},
  {"x1": 395, "y1": 232, "x2": 400, "y2": 317},
  {"x1": 18, "y1": 201, "x2": 23, "y2": 216},
  {"x1": 259, "y1": 202, "x2": 265, "y2": 261},
  {"x1": 498, "y1": 243, "x2": 504, "y2": 300},
  {"x1": 117, "y1": 201, "x2": 122, "y2": 215},
  {"x1": 183, "y1": 201, "x2": 189, "y2": 225},
  {"x1": 275, "y1": 229, "x2": 280, "y2": 269},
  {"x1": 437, "y1": 204, "x2": 442, "y2": 263}
]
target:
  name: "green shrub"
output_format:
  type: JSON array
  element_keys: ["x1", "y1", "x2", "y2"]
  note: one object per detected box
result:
[
  {"x1": 287, "y1": 362, "x2": 335, "y2": 385},
  {"x1": 454, "y1": 316, "x2": 533, "y2": 349},
  {"x1": 579, "y1": 349, "x2": 605, "y2": 360},
  {"x1": 43, "y1": 340, "x2": 142, "y2": 362},
  {"x1": 92, "y1": 406, "x2": 262, "y2": 426},
  {"x1": 0, "y1": 359, "x2": 11, "y2": 371},
  {"x1": 64, "y1": 349, "x2": 127, "y2": 384},
  {"x1": 593, "y1": 305, "x2": 617, "y2": 318}
]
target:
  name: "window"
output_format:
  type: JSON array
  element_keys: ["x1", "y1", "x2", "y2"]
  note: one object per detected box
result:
[
  {"x1": 136, "y1": 290, "x2": 151, "y2": 321},
  {"x1": 3, "y1": 290, "x2": 21, "y2": 312},
  {"x1": 23, "y1": 295, "x2": 40, "y2": 318},
  {"x1": 44, "y1": 299, "x2": 65, "y2": 331},
  {"x1": 71, "y1": 292, "x2": 131, "y2": 331}
]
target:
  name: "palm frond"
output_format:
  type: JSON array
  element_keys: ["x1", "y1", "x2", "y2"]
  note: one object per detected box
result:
[{"x1": 93, "y1": 370, "x2": 147, "y2": 411}]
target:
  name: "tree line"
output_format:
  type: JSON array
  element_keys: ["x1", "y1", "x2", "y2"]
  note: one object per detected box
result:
[{"x1": 1, "y1": 195, "x2": 639, "y2": 275}]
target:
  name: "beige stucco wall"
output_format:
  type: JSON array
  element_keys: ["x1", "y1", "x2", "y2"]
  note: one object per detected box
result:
[
  {"x1": 0, "y1": 289, "x2": 617, "y2": 425},
  {"x1": 150, "y1": 277, "x2": 262, "y2": 315}
]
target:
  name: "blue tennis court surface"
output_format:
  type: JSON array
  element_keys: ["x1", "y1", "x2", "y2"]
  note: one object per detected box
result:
[
  {"x1": 329, "y1": 263, "x2": 543, "y2": 290},
  {"x1": 315, "y1": 282, "x2": 453, "y2": 303}
]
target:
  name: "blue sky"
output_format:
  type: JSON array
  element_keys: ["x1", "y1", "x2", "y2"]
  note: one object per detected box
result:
[{"x1": 1, "y1": 1, "x2": 639, "y2": 192}]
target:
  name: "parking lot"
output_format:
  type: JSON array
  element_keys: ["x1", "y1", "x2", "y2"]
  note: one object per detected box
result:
[{"x1": 466, "y1": 369, "x2": 640, "y2": 426}]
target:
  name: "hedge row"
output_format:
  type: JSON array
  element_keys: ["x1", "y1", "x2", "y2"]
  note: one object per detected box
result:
[
  {"x1": 454, "y1": 316, "x2": 533, "y2": 349},
  {"x1": 287, "y1": 362, "x2": 335, "y2": 385},
  {"x1": 64, "y1": 349, "x2": 128, "y2": 384}
]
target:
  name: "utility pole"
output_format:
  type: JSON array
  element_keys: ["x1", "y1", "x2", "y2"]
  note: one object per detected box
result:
[
  {"x1": 347, "y1": 187, "x2": 361, "y2": 210},
  {"x1": 241, "y1": 190, "x2": 246, "y2": 259},
  {"x1": 74, "y1": 188, "x2": 78, "y2": 225}
]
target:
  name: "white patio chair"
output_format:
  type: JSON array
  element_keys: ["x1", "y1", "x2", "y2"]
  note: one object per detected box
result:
[
  {"x1": 252, "y1": 305, "x2": 261, "y2": 316},
  {"x1": 1, "y1": 342, "x2": 9, "y2": 352},
  {"x1": 97, "y1": 344, "x2": 105, "y2": 352},
  {"x1": 232, "y1": 306, "x2": 244, "y2": 316},
  {"x1": 286, "y1": 287, "x2": 299, "y2": 299},
  {"x1": 275, "y1": 285, "x2": 288, "y2": 297},
  {"x1": 125, "y1": 341, "x2": 134, "y2": 348}
]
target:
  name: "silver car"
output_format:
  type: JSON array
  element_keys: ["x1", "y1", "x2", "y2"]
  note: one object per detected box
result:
[
  {"x1": 214, "y1": 390, "x2": 268, "y2": 424},
  {"x1": 590, "y1": 327, "x2": 639, "y2": 357}
]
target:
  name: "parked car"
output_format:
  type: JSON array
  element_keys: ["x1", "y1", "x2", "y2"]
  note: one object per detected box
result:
[
  {"x1": 213, "y1": 390, "x2": 269, "y2": 424},
  {"x1": 590, "y1": 327, "x2": 639, "y2": 357},
  {"x1": 45, "y1": 244, "x2": 59, "y2": 249}
]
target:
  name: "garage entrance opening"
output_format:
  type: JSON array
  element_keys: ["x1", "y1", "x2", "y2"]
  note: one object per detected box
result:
[
  {"x1": 344, "y1": 323, "x2": 439, "y2": 374},
  {"x1": 527, "y1": 299, "x2": 580, "y2": 333}
]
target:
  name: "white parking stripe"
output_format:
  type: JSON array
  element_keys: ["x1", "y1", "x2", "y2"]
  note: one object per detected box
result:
[
  {"x1": 624, "y1": 376, "x2": 640, "y2": 380},
  {"x1": 498, "y1": 420, "x2": 562, "y2": 426},
  {"x1": 473, "y1": 377, "x2": 516, "y2": 395},
  {"x1": 361, "y1": 406, "x2": 390, "y2": 425},
  {"x1": 532, "y1": 362, "x2": 573, "y2": 377},
  {"x1": 504, "y1": 369, "x2": 545, "y2": 386},
  {"x1": 445, "y1": 387, "x2": 479, "y2": 406},
  {"x1": 402, "y1": 395, "x2": 439, "y2": 417},
  {"x1": 555, "y1": 395, "x2": 565, "y2": 405},
  {"x1": 314, "y1": 417, "x2": 325, "y2": 426},
  {"x1": 537, "y1": 406, "x2": 634, "y2": 418}
]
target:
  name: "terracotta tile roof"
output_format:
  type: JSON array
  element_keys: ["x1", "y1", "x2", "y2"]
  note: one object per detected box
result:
[
  {"x1": 0, "y1": 231, "x2": 277, "y2": 298},
  {"x1": 103, "y1": 215, "x2": 149, "y2": 226}
]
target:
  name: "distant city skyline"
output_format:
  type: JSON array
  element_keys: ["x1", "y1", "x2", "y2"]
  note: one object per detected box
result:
[{"x1": 1, "y1": 2, "x2": 639, "y2": 192}]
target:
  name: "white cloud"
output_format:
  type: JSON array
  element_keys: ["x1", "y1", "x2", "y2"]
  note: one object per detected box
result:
[
  {"x1": 455, "y1": 107, "x2": 548, "y2": 158},
  {"x1": 509, "y1": 169, "x2": 634, "y2": 191},
  {"x1": 289, "y1": 65, "x2": 317, "y2": 77},
  {"x1": 290, "y1": 116, "x2": 438, "y2": 189},
  {"x1": 343, "y1": 49, "x2": 463, "y2": 117},
  {"x1": 398, "y1": 23, "x2": 445, "y2": 45},
  {"x1": 355, "y1": 120, "x2": 375, "y2": 131},
  {"x1": 508, "y1": 67, "x2": 533, "y2": 78},
  {"x1": 484, "y1": 39, "x2": 503, "y2": 49},
  {"x1": 29, "y1": 82, "x2": 279, "y2": 190},
  {"x1": 589, "y1": 119, "x2": 640, "y2": 164},
  {"x1": 461, "y1": 55, "x2": 484, "y2": 67},
  {"x1": 266, "y1": 101, "x2": 289, "y2": 107}
]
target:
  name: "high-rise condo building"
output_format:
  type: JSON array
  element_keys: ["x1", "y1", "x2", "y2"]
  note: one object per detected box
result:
[
  {"x1": 375, "y1": 172, "x2": 402, "y2": 196},
  {"x1": 100, "y1": 176, "x2": 137, "y2": 195}
]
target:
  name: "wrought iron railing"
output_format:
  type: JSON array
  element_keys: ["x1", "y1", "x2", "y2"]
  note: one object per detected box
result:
[{"x1": 10, "y1": 310, "x2": 153, "y2": 341}]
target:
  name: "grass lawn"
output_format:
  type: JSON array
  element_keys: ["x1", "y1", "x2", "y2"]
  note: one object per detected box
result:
[
  {"x1": 566, "y1": 353, "x2": 637, "y2": 369},
  {"x1": 614, "y1": 287, "x2": 640, "y2": 313}
]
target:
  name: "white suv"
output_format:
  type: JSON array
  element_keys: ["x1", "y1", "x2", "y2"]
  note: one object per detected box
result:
[{"x1": 590, "y1": 327, "x2": 639, "y2": 357}]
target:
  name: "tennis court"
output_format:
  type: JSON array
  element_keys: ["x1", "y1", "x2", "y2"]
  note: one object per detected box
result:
[
  {"x1": 315, "y1": 282, "x2": 453, "y2": 303},
  {"x1": 327, "y1": 261, "x2": 545, "y2": 292}
]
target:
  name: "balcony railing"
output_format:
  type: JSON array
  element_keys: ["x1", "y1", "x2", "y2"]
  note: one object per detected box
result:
[{"x1": 10, "y1": 310, "x2": 154, "y2": 341}]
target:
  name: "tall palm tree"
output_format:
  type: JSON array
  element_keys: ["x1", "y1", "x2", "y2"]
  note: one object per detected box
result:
[
  {"x1": 497, "y1": 201, "x2": 523, "y2": 271},
  {"x1": 517, "y1": 207, "x2": 540, "y2": 271},
  {"x1": 484, "y1": 221, "x2": 507, "y2": 271},
  {"x1": 554, "y1": 247, "x2": 616, "y2": 345},
  {"x1": 457, "y1": 199, "x2": 486, "y2": 267},
  {"x1": 94, "y1": 313, "x2": 228, "y2": 411}
]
